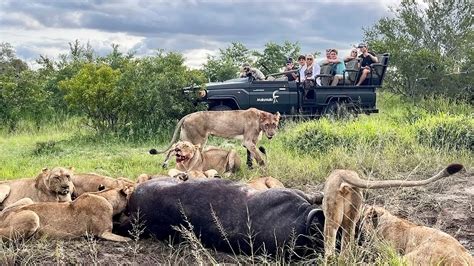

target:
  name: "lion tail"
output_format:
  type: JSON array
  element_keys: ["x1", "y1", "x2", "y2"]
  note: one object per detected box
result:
[
  {"x1": 149, "y1": 114, "x2": 190, "y2": 155},
  {"x1": 342, "y1": 163, "x2": 464, "y2": 189}
]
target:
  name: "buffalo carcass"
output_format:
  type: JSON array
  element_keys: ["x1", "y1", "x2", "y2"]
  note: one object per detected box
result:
[{"x1": 126, "y1": 178, "x2": 325, "y2": 256}]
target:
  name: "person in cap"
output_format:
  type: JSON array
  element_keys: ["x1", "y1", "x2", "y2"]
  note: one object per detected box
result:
[
  {"x1": 284, "y1": 58, "x2": 298, "y2": 81},
  {"x1": 356, "y1": 43, "x2": 378, "y2": 86},
  {"x1": 240, "y1": 63, "x2": 265, "y2": 80}
]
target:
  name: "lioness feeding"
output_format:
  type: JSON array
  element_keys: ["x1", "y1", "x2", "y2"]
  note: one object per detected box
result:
[
  {"x1": 72, "y1": 173, "x2": 135, "y2": 196},
  {"x1": 322, "y1": 163, "x2": 464, "y2": 261},
  {"x1": 246, "y1": 176, "x2": 285, "y2": 190},
  {"x1": 363, "y1": 206, "x2": 473, "y2": 265},
  {"x1": 164, "y1": 141, "x2": 240, "y2": 178},
  {"x1": 0, "y1": 167, "x2": 75, "y2": 210},
  {"x1": 0, "y1": 180, "x2": 134, "y2": 242},
  {"x1": 150, "y1": 108, "x2": 280, "y2": 168}
]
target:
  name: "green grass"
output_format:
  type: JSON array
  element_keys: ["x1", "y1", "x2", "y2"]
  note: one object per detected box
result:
[
  {"x1": 0, "y1": 92, "x2": 472, "y2": 185},
  {"x1": 0, "y1": 92, "x2": 472, "y2": 264}
]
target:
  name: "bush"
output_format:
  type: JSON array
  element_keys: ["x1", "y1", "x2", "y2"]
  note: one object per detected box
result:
[
  {"x1": 415, "y1": 114, "x2": 473, "y2": 151},
  {"x1": 281, "y1": 118, "x2": 412, "y2": 154}
]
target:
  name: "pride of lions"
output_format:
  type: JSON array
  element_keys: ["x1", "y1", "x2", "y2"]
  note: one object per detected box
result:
[{"x1": 0, "y1": 108, "x2": 472, "y2": 265}]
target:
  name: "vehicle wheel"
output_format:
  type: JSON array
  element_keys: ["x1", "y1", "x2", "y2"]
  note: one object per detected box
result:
[
  {"x1": 210, "y1": 105, "x2": 232, "y2": 111},
  {"x1": 324, "y1": 101, "x2": 353, "y2": 120}
]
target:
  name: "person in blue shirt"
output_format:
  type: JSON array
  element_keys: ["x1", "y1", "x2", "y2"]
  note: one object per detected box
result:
[{"x1": 328, "y1": 49, "x2": 346, "y2": 86}]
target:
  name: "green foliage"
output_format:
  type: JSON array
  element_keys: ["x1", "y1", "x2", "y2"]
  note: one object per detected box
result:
[
  {"x1": 117, "y1": 52, "x2": 207, "y2": 136},
  {"x1": 364, "y1": 0, "x2": 473, "y2": 100},
  {"x1": 202, "y1": 42, "x2": 252, "y2": 82},
  {"x1": 415, "y1": 114, "x2": 473, "y2": 151},
  {"x1": 59, "y1": 63, "x2": 122, "y2": 131},
  {"x1": 253, "y1": 41, "x2": 301, "y2": 74},
  {"x1": 282, "y1": 117, "x2": 412, "y2": 154},
  {"x1": 203, "y1": 41, "x2": 303, "y2": 81},
  {"x1": 0, "y1": 43, "x2": 50, "y2": 130}
]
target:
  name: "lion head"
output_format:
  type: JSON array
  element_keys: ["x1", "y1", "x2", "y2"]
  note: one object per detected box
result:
[
  {"x1": 37, "y1": 167, "x2": 75, "y2": 202},
  {"x1": 259, "y1": 111, "x2": 281, "y2": 139},
  {"x1": 172, "y1": 141, "x2": 200, "y2": 165},
  {"x1": 94, "y1": 180, "x2": 135, "y2": 215}
]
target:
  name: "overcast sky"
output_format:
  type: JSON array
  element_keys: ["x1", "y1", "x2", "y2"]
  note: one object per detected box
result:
[{"x1": 0, "y1": 0, "x2": 399, "y2": 69}]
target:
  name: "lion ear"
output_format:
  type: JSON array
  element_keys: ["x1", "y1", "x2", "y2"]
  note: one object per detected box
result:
[
  {"x1": 68, "y1": 166, "x2": 75, "y2": 172},
  {"x1": 365, "y1": 206, "x2": 380, "y2": 228},
  {"x1": 259, "y1": 112, "x2": 267, "y2": 122},
  {"x1": 274, "y1": 112, "x2": 281, "y2": 121},
  {"x1": 41, "y1": 168, "x2": 49, "y2": 175}
]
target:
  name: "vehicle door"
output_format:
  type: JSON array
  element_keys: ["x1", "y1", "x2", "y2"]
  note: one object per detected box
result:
[{"x1": 248, "y1": 80, "x2": 292, "y2": 113}]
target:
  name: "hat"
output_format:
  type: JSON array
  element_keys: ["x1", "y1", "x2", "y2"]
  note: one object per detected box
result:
[
  {"x1": 357, "y1": 43, "x2": 368, "y2": 48},
  {"x1": 286, "y1": 58, "x2": 293, "y2": 64}
]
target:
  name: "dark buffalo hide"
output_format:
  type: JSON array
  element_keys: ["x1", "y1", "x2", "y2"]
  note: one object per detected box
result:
[{"x1": 125, "y1": 178, "x2": 325, "y2": 256}]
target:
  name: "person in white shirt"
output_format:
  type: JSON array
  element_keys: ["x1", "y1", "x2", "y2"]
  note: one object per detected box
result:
[{"x1": 302, "y1": 54, "x2": 321, "y2": 99}]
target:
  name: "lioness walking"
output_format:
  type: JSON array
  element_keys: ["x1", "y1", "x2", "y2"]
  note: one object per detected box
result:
[{"x1": 150, "y1": 108, "x2": 280, "y2": 168}]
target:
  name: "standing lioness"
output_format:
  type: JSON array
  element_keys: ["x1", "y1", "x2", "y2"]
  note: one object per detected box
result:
[{"x1": 150, "y1": 108, "x2": 280, "y2": 167}]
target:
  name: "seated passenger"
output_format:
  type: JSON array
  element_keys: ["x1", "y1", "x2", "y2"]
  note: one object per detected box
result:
[
  {"x1": 239, "y1": 63, "x2": 265, "y2": 80},
  {"x1": 356, "y1": 43, "x2": 378, "y2": 86},
  {"x1": 319, "y1": 48, "x2": 333, "y2": 66},
  {"x1": 328, "y1": 49, "x2": 346, "y2": 86},
  {"x1": 297, "y1": 55, "x2": 306, "y2": 83},
  {"x1": 344, "y1": 49, "x2": 359, "y2": 63},
  {"x1": 302, "y1": 54, "x2": 321, "y2": 98},
  {"x1": 284, "y1": 58, "x2": 298, "y2": 81}
]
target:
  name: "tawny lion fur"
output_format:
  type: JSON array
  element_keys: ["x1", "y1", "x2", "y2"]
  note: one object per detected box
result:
[
  {"x1": 151, "y1": 108, "x2": 280, "y2": 166},
  {"x1": 0, "y1": 180, "x2": 134, "y2": 242},
  {"x1": 72, "y1": 173, "x2": 135, "y2": 196},
  {"x1": 322, "y1": 163, "x2": 464, "y2": 260},
  {"x1": 164, "y1": 141, "x2": 240, "y2": 178},
  {"x1": 0, "y1": 167, "x2": 75, "y2": 210},
  {"x1": 246, "y1": 176, "x2": 285, "y2": 190},
  {"x1": 363, "y1": 206, "x2": 473, "y2": 265}
]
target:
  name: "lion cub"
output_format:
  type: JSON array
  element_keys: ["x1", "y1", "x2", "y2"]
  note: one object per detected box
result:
[{"x1": 0, "y1": 180, "x2": 134, "y2": 242}]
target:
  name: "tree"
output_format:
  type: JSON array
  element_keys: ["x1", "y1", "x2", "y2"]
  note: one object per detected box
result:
[
  {"x1": 59, "y1": 63, "x2": 122, "y2": 131},
  {"x1": 364, "y1": 0, "x2": 473, "y2": 100},
  {"x1": 202, "y1": 43, "x2": 252, "y2": 82},
  {"x1": 117, "y1": 52, "x2": 206, "y2": 136},
  {"x1": 253, "y1": 41, "x2": 301, "y2": 74},
  {"x1": 0, "y1": 43, "x2": 49, "y2": 131}
]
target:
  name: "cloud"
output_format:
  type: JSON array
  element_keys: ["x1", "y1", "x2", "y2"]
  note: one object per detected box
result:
[{"x1": 0, "y1": 0, "x2": 397, "y2": 68}]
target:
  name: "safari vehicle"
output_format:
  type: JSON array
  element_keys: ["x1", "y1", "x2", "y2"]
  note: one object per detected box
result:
[{"x1": 186, "y1": 53, "x2": 390, "y2": 118}]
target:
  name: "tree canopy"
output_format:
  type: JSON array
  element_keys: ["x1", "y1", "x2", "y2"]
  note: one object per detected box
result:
[{"x1": 364, "y1": 0, "x2": 473, "y2": 100}]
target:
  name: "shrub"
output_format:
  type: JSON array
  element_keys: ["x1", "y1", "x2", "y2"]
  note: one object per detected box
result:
[
  {"x1": 281, "y1": 118, "x2": 412, "y2": 154},
  {"x1": 415, "y1": 114, "x2": 473, "y2": 151}
]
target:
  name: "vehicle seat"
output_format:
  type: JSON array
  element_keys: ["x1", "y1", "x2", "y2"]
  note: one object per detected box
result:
[
  {"x1": 317, "y1": 64, "x2": 334, "y2": 86},
  {"x1": 367, "y1": 53, "x2": 390, "y2": 86},
  {"x1": 340, "y1": 59, "x2": 360, "y2": 85}
]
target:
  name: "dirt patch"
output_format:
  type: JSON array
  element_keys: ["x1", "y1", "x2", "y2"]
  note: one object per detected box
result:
[{"x1": 1, "y1": 172, "x2": 472, "y2": 264}]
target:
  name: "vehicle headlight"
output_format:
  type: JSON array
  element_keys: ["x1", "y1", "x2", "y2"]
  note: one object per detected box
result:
[{"x1": 197, "y1": 89, "x2": 207, "y2": 98}]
